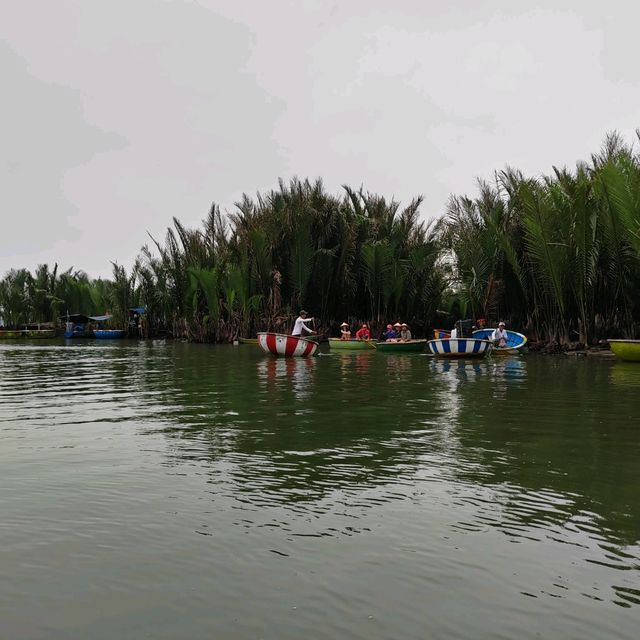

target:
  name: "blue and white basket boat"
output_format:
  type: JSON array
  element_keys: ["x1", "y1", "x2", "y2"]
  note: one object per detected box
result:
[
  {"x1": 472, "y1": 329, "x2": 527, "y2": 354},
  {"x1": 426, "y1": 337, "x2": 492, "y2": 358}
]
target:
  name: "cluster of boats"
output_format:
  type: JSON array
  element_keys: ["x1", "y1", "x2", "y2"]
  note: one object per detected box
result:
[
  {"x1": 0, "y1": 310, "x2": 147, "y2": 341},
  {"x1": 253, "y1": 330, "x2": 640, "y2": 362},
  {"x1": 254, "y1": 327, "x2": 528, "y2": 359}
]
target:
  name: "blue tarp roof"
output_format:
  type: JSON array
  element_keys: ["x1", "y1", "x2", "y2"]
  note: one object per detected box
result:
[
  {"x1": 89, "y1": 315, "x2": 113, "y2": 322},
  {"x1": 130, "y1": 307, "x2": 146, "y2": 314}
]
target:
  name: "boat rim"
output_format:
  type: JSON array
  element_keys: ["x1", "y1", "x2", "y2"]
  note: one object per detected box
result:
[
  {"x1": 257, "y1": 331, "x2": 319, "y2": 344},
  {"x1": 427, "y1": 337, "x2": 493, "y2": 344}
]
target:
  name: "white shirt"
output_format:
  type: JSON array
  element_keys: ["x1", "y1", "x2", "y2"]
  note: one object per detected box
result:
[
  {"x1": 292, "y1": 316, "x2": 314, "y2": 336},
  {"x1": 492, "y1": 328, "x2": 508, "y2": 345},
  {"x1": 450, "y1": 328, "x2": 457, "y2": 339}
]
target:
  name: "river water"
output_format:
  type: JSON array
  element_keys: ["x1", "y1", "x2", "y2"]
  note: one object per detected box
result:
[{"x1": 1, "y1": 341, "x2": 639, "y2": 639}]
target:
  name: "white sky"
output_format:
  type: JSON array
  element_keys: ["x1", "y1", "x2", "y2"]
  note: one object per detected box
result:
[{"x1": 1, "y1": 0, "x2": 639, "y2": 278}]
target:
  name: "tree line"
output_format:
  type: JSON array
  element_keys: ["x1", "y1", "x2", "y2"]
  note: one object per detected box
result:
[{"x1": 2, "y1": 132, "x2": 640, "y2": 346}]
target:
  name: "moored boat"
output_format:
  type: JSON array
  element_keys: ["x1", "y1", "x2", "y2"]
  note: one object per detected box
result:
[
  {"x1": 238, "y1": 337, "x2": 258, "y2": 345},
  {"x1": 94, "y1": 329, "x2": 126, "y2": 339},
  {"x1": 426, "y1": 338, "x2": 492, "y2": 357},
  {"x1": 328, "y1": 338, "x2": 375, "y2": 350},
  {"x1": 375, "y1": 339, "x2": 427, "y2": 353},
  {"x1": 0, "y1": 330, "x2": 23, "y2": 339},
  {"x1": 62, "y1": 314, "x2": 94, "y2": 338},
  {"x1": 257, "y1": 332, "x2": 318, "y2": 357},
  {"x1": 473, "y1": 328, "x2": 527, "y2": 354},
  {"x1": 23, "y1": 329, "x2": 57, "y2": 338},
  {"x1": 607, "y1": 339, "x2": 640, "y2": 362}
]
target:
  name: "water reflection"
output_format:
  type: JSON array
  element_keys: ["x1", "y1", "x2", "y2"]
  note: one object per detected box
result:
[
  {"x1": 609, "y1": 361, "x2": 640, "y2": 387},
  {"x1": 336, "y1": 351, "x2": 374, "y2": 381},
  {"x1": 257, "y1": 356, "x2": 316, "y2": 401},
  {"x1": 2, "y1": 342, "x2": 639, "y2": 612}
]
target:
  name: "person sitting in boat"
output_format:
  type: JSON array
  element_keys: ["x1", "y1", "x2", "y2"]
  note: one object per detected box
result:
[
  {"x1": 355, "y1": 323, "x2": 370, "y2": 340},
  {"x1": 492, "y1": 322, "x2": 508, "y2": 347},
  {"x1": 382, "y1": 323, "x2": 398, "y2": 341},
  {"x1": 340, "y1": 322, "x2": 351, "y2": 340},
  {"x1": 399, "y1": 323, "x2": 412, "y2": 341},
  {"x1": 292, "y1": 310, "x2": 315, "y2": 337}
]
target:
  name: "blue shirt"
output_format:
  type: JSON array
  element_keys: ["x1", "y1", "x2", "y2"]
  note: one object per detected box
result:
[{"x1": 383, "y1": 329, "x2": 398, "y2": 340}]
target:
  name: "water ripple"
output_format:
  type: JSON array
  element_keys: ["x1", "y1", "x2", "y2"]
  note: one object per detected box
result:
[{"x1": 1, "y1": 342, "x2": 639, "y2": 639}]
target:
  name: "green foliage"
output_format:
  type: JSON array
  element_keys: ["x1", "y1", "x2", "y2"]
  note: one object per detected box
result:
[
  {"x1": 444, "y1": 132, "x2": 640, "y2": 343},
  {"x1": 5, "y1": 132, "x2": 640, "y2": 344}
]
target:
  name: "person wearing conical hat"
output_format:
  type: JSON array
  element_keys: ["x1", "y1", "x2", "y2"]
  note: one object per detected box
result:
[
  {"x1": 340, "y1": 322, "x2": 351, "y2": 340},
  {"x1": 400, "y1": 323, "x2": 412, "y2": 341}
]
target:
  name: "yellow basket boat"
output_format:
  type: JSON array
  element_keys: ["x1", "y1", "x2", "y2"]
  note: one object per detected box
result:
[{"x1": 608, "y1": 339, "x2": 640, "y2": 362}]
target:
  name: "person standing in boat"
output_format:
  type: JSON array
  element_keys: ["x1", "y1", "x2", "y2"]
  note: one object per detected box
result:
[
  {"x1": 340, "y1": 322, "x2": 351, "y2": 340},
  {"x1": 399, "y1": 323, "x2": 412, "y2": 341},
  {"x1": 355, "y1": 323, "x2": 370, "y2": 341},
  {"x1": 292, "y1": 310, "x2": 315, "y2": 337},
  {"x1": 492, "y1": 322, "x2": 508, "y2": 347}
]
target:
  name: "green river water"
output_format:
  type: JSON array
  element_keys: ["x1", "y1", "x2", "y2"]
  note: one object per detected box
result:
[{"x1": 1, "y1": 340, "x2": 639, "y2": 639}]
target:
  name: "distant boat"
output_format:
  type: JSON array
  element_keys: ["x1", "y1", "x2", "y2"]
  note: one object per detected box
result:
[
  {"x1": 426, "y1": 338, "x2": 492, "y2": 358},
  {"x1": 61, "y1": 313, "x2": 122, "y2": 338},
  {"x1": 328, "y1": 338, "x2": 375, "y2": 350},
  {"x1": 94, "y1": 329, "x2": 126, "y2": 339},
  {"x1": 473, "y1": 329, "x2": 528, "y2": 354},
  {"x1": 0, "y1": 326, "x2": 56, "y2": 339},
  {"x1": 257, "y1": 332, "x2": 318, "y2": 357},
  {"x1": 238, "y1": 337, "x2": 259, "y2": 345},
  {"x1": 0, "y1": 330, "x2": 23, "y2": 339},
  {"x1": 24, "y1": 329, "x2": 56, "y2": 338},
  {"x1": 19, "y1": 323, "x2": 56, "y2": 338},
  {"x1": 62, "y1": 314, "x2": 95, "y2": 338},
  {"x1": 375, "y1": 339, "x2": 427, "y2": 353},
  {"x1": 608, "y1": 339, "x2": 640, "y2": 362}
]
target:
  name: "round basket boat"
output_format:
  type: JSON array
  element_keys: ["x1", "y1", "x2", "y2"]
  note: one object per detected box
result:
[
  {"x1": 375, "y1": 339, "x2": 427, "y2": 353},
  {"x1": 257, "y1": 332, "x2": 319, "y2": 357},
  {"x1": 426, "y1": 338, "x2": 492, "y2": 358},
  {"x1": 608, "y1": 339, "x2": 640, "y2": 362},
  {"x1": 94, "y1": 329, "x2": 126, "y2": 339},
  {"x1": 473, "y1": 329, "x2": 527, "y2": 354},
  {"x1": 328, "y1": 338, "x2": 375, "y2": 350}
]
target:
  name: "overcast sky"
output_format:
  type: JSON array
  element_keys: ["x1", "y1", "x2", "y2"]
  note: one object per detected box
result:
[{"x1": 1, "y1": 0, "x2": 639, "y2": 278}]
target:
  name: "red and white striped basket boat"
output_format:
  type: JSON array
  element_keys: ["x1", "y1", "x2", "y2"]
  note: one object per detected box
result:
[{"x1": 257, "y1": 332, "x2": 319, "y2": 357}]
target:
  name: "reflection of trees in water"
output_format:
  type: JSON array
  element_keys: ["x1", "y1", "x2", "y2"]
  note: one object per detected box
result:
[
  {"x1": 449, "y1": 357, "x2": 640, "y2": 551},
  {"x1": 149, "y1": 349, "x2": 639, "y2": 567},
  {"x1": 152, "y1": 348, "x2": 440, "y2": 504}
]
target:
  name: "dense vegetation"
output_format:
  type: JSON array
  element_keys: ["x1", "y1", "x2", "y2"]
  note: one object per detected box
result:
[
  {"x1": 443, "y1": 132, "x2": 640, "y2": 345},
  {"x1": 0, "y1": 263, "x2": 134, "y2": 329},
  {"x1": 2, "y1": 133, "x2": 640, "y2": 346}
]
